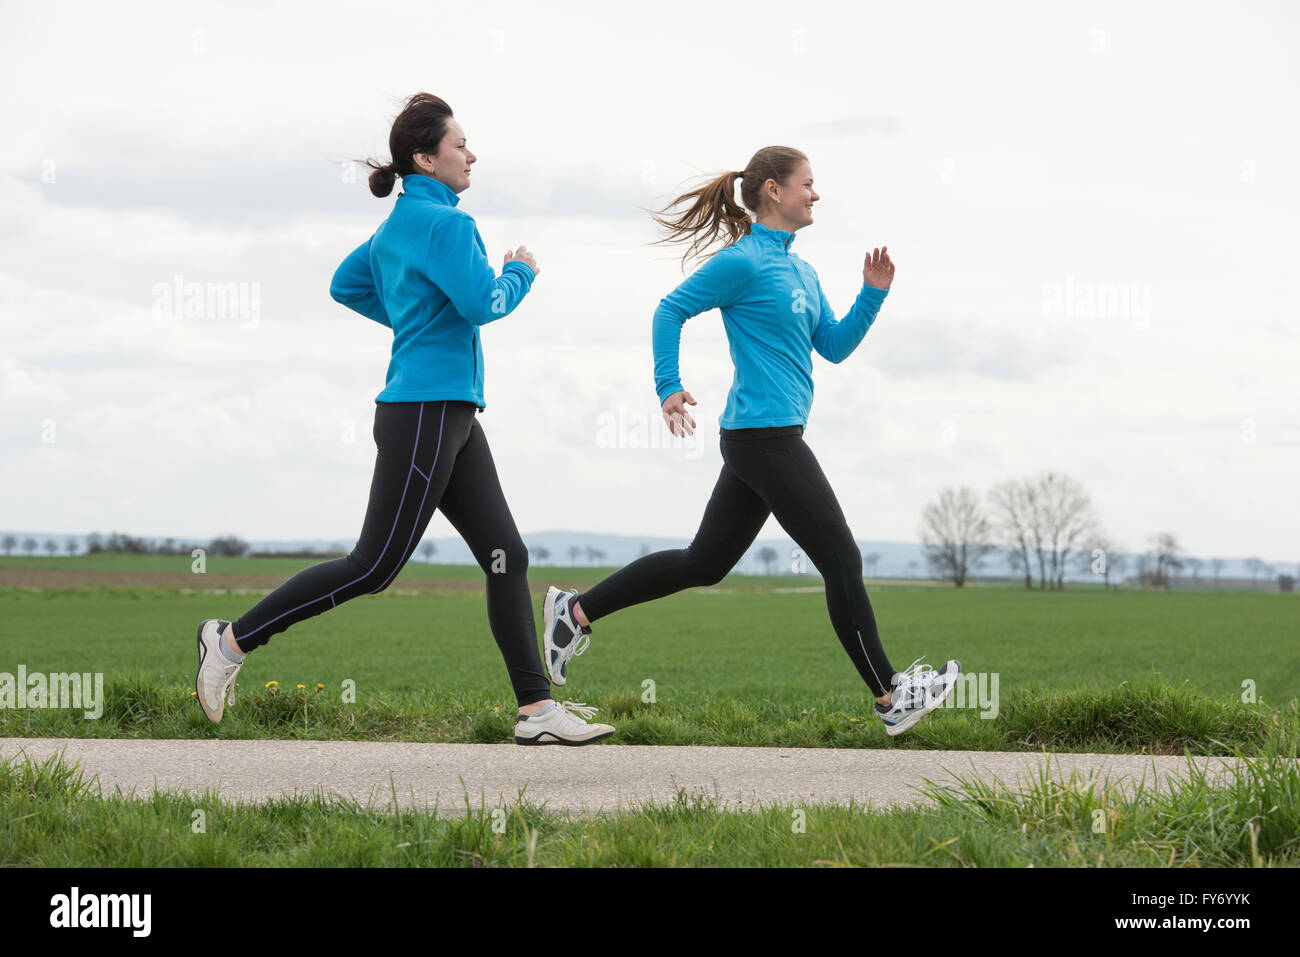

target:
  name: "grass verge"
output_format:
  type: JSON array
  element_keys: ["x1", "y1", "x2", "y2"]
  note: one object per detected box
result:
[{"x1": 1, "y1": 673, "x2": 1293, "y2": 756}]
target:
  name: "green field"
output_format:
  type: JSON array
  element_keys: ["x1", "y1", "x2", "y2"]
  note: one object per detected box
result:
[{"x1": 1, "y1": 555, "x2": 1296, "y2": 754}]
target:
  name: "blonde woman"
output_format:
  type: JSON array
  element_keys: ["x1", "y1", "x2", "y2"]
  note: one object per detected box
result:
[{"x1": 543, "y1": 147, "x2": 959, "y2": 736}]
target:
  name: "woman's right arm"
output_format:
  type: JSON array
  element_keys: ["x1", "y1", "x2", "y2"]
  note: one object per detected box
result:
[
  {"x1": 653, "y1": 247, "x2": 752, "y2": 434},
  {"x1": 329, "y1": 237, "x2": 392, "y2": 328}
]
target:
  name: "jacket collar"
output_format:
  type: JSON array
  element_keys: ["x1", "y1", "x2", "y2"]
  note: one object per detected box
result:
[
  {"x1": 749, "y1": 220, "x2": 796, "y2": 251},
  {"x1": 399, "y1": 172, "x2": 460, "y2": 207}
]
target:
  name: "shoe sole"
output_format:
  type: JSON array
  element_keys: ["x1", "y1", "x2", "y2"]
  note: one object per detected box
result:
[
  {"x1": 513, "y1": 727, "x2": 614, "y2": 746},
  {"x1": 885, "y1": 661, "x2": 961, "y2": 737},
  {"x1": 541, "y1": 586, "x2": 567, "y2": 687},
  {"x1": 194, "y1": 619, "x2": 223, "y2": 723}
]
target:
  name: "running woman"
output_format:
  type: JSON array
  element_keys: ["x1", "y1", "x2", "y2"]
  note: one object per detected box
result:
[
  {"x1": 543, "y1": 147, "x2": 959, "y2": 736},
  {"x1": 194, "y1": 93, "x2": 613, "y2": 745}
]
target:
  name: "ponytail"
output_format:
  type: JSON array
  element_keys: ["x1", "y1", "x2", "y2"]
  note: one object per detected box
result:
[
  {"x1": 645, "y1": 146, "x2": 807, "y2": 272},
  {"x1": 366, "y1": 162, "x2": 398, "y2": 198}
]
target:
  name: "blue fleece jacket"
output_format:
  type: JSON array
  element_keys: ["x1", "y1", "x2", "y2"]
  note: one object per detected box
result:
[
  {"x1": 653, "y1": 221, "x2": 888, "y2": 429},
  {"x1": 329, "y1": 172, "x2": 536, "y2": 405}
]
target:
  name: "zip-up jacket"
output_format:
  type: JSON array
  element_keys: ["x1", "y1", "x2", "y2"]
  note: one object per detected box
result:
[
  {"x1": 652, "y1": 221, "x2": 888, "y2": 429},
  {"x1": 329, "y1": 172, "x2": 536, "y2": 406}
]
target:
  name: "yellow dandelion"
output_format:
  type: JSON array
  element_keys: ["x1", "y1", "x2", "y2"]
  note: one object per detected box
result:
[
  {"x1": 850, "y1": 717, "x2": 857, "y2": 722},
  {"x1": 316, "y1": 683, "x2": 325, "y2": 691},
  {"x1": 265, "y1": 680, "x2": 278, "y2": 689},
  {"x1": 190, "y1": 691, "x2": 197, "y2": 696},
  {"x1": 296, "y1": 684, "x2": 306, "y2": 690}
]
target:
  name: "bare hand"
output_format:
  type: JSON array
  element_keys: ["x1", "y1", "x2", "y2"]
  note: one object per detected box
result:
[
  {"x1": 662, "y1": 390, "x2": 697, "y2": 437},
  {"x1": 863, "y1": 246, "x2": 894, "y2": 290},
  {"x1": 504, "y1": 245, "x2": 540, "y2": 278}
]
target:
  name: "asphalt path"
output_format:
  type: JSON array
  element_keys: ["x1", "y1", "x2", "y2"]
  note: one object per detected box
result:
[{"x1": 0, "y1": 737, "x2": 1248, "y2": 817}]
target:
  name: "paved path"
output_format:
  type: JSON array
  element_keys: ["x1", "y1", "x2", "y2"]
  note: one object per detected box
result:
[{"x1": 0, "y1": 738, "x2": 1248, "y2": 817}]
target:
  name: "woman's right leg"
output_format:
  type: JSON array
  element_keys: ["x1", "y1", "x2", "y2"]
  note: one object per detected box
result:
[
  {"x1": 575, "y1": 461, "x2": 771, "y2": 622},
  {"x1": 229, "y1": 400, "x2": 475, "y2": 652}
]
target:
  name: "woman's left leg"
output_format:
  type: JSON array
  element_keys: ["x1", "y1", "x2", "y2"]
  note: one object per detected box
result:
[{"x1": 435, "y1": 416, "x2": 551, "y2": 709}]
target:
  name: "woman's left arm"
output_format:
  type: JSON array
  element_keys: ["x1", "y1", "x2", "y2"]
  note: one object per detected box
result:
[{"x1": 811, "y1": 246, "x2": 894, "y2": 363}]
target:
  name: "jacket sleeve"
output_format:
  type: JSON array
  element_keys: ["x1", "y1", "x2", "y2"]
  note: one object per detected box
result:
[
  {"x1": 329, "y1": 237, "x2": 392, "y2": 328},
  {"x1": 652, "y1": 247, "x2": 753, "y2": 404},
  {"x1": 810, "y1": 273, "x2": 889, "y2": 364},
  {"x1": 421, "y1": 211, "x2": 536, "y2": 326}
]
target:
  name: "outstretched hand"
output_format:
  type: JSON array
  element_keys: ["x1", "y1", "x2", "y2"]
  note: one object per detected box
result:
[
  {"x1": 662, "y1": 390, "x2": 697, "y2": 437},
  {"x1": 863, "y1": 246, "x2": 894, "y2": 290}
]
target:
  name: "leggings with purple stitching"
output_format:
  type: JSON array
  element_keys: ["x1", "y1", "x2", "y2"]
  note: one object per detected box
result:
[
  {"x1": 576, "y1": 425, "x2": 897, "y2": 698},
  {"x1": 230, "y1": 399, "x2": 551, "y2": 707}
]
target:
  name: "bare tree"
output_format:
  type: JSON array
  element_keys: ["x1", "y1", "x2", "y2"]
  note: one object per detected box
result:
[
  {"x1": 536, "y1": 546, "x2": 550, "y2": 565},
  {"x1": 1147, "y1": 532, "x2": 1184, "y2": 588},
  {"x1": 1186, "y1": 556, "x2": 1203, "y2": 585},
  {"x1": 988, "y1": 480, "x2": 1035, "y2": 590},
  {"x1": 2, "y1": 534, "x2": 15, "y2": 555},
  {"x1": 1078, "y1": 532, "x2": 1122, "y2": 589},
  {"x1": 43, "y1": 539, "x2": 58, "y2": 556},
  {"x1": 990, "y1": 472, "x2": 1099, "y2": 590},
  {"x1": 1035, "y1": 472, "x2": 1098, "y2": 589},
  {"x1": 22, "y1": 537, "x2": 37, "y2": 555},
  {"x1": 420, "y1": 541, "x2": 436, "y2": 562},
  {"x1": 906, "y1": 559, "x2": 920, "y2": 578},
  {"x1": 64, "y1": 537, "x2": 78, "y2": 555},
  {"x1": 568, "y1": 545, "x2": 581, "y2": 566},
  {"x1": 758, "y1": 546, "x2": 778, "y2": 575},
  {"x1": 1210, "y1": 557, "x2": 1224, "y2": 587},
  {"x1": 918, "y1": 487, "x2": 994, "y2": 587}
]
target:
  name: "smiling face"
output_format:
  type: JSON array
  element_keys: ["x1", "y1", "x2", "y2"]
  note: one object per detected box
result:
[
  {"x1": 412, "y1": 117, "x2": 476, "y2": 192},
  {"x1": 761, "y1": 159, "x2": 819, "y2": 232}
]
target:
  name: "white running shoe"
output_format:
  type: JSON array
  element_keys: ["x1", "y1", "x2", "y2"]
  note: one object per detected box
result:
[
  {"x1": 542, "y1": 586, "x2": 591, "y2": 686},
  {"x1": 195, "y1": 618, "x2": 242, "y2": 723},
  {"x1": 514, "y1": 700, "x2": 614, "y2": 746},
  {"x1": 876, "y1": 657, "x2": 961, "y2": 737}
]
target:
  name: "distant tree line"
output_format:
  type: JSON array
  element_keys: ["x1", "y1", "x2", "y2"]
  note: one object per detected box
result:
[
  {"x1": 3, "y1": 531, "x2": 334, "y2": 559},
  {"x1": 918, "y1": 474, "x2": 1294, "y2": 592}
]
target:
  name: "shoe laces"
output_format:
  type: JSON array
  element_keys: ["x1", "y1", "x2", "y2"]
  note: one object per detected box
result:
[
  {"x1": 893, "y1": 657, "x2": 934, "y2": 691},
  {"x1": 222, "y1": 665, "x2": 241, "y2": 706},
  {"x1": 556, "y1": 700, "x2": 598, "y2": 720}
]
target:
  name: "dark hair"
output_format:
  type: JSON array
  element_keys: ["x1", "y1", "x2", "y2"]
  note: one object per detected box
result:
[
  {"x1": 645, "y1": 146, "x2": 808, "y2": 272},
  {"x1": 360, "y1": 93, "x2": 455, "y2": 198}
]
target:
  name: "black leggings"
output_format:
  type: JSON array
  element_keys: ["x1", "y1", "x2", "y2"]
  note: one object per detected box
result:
[
  {"x1": 231, "y1": 400, "x2": 551, "y2": 707},
  {"x1": 578, "y1": 426, "x2": 897, "y2": 698}
]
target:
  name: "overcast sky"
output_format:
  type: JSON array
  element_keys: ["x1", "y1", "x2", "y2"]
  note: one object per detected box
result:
[{"x1": 1, "y1": 0, "x2": 1296, "y2": 563}]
